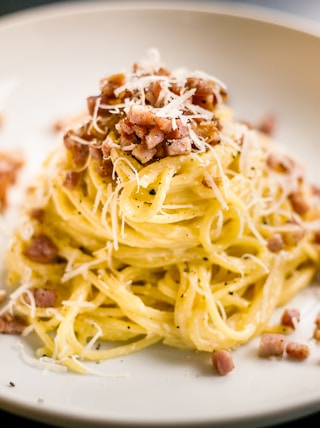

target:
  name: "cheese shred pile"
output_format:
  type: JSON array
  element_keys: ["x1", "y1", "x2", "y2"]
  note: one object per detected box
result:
[{"x1": 2, "y1": 49, "x2": 320, "y2": 374}]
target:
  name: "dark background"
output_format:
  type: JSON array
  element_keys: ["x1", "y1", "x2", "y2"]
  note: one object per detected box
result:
[
  {"x1": 0, "y1": 0, "x2": 67, "y2": 16},
  {"x1": 1, "y1": 0, "x2": 320, "y2": 22},
  {"x1": 0, "y1": 1, "x2": 319, "y2": 427}
]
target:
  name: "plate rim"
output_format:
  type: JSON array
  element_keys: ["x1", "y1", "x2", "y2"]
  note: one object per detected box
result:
[{"x1": 0, "y1": 0, "x2": 319, "y2": 39}]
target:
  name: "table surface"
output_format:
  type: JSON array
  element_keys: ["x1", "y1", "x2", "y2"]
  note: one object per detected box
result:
[{"x1": 0, "y1": 1, "x2": 320, "y2": 427}]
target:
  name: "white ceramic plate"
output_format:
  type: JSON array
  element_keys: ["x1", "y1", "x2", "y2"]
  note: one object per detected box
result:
[{"x1": 1, "y1": 2, "x2": 320, "y2": 427}]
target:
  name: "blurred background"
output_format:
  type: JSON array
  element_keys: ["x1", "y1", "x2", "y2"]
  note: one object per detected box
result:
[{"x1": 0, "y1": 0, "x2": 320, "y2": 26}]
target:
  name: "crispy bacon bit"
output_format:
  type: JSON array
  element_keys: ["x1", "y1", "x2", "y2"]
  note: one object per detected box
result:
[
  {"x1": 285, "y1": 342, "x2": 310, "y2": 360},
  {"x1": 63, "y1": 119, "x2": 96, "y2": 167},
  {"x1": 33, "y1": 287, "x2": 57, "y2": 308},
  {"x1": 87, "y1": 95, "x2": 100, "y2": 117},
  {"x1": 0, "y1": 290, "x2": 6, "y2": 304},
  {"x1": 24, "y1": 234, "x2": 58, "y2": 264},
  {"x1": 313, "y1": 313, "x2": 320, "y2": 340},
  {"x1": 267, "y1": 233, "x2": 284, "y2": 252},
  {"x1": 169, "y1": 119, "x2": 189, "y2": 140},
  {"x1": 186, "y1": 77, "x2": 217, "y2": 111},
  {"x1": 314, "y1": 232, "x2": 320, "y2": 245},
  {"x1": 100, "y1": 141, "x2": 111, "y2": 158},
  {"x1": 166, "y1": 137, "x2": 192, "y2": 156},
  {"x1": 89, "y1": 146, "x2": 103, "y2": 160},
  {"x1": 132, "y1": 144, "x2": 157, "y2": 164},
  {"x1": 186, "y1": 76, "x2": 227, "y2": 109},
  {"x1": 0, "y1": 151, "x2": 24, "y2": 212},
  {"x1": 315, "y1": 312, "x2": 320, "y2": 328},
  {"x1": 311, "y1": 184, "x2": 320, "y2": 197},
  {"x1": 257, "y1": 114, "x2": 277, "y2": 136},
  {"x1": 29, "y1": 208, "x2": 45, "y2": 221},
  {"x1": 258, "y1": 333, "x2": 285, "y2": 358},
  {"x1": 0, "y1": 312, "x2": 26, "y2": 334},
  {"x1": 313, "y1": 327, "x2": 320, "y2": 341},
  {"x1": 153, "y1": 116, "x2": 173, "y2": 134},
  {"x1": 281, "y1": 308, "x2": 300, "y2": 329},
  {"x1": 145, "y1": 80, "x2": 163, "y2": 107},
  {"x1": 195, "y1": 120, "x2": 221, "y2": 145},
  {"x1": 212, "y1": 349, "x2": 234, "y2": 375},
  {"x1": 117, "y1": 110, "x2": 194, "y2": 163},
  {"x1": 266, "y1": 152, "x2": 303, "y2": 178},
  {"x1": 187, "y1": 77, "x2": 215, "y2": 95},
  {"x1": 289, "y1": 191, "x2": 310, "y2": 215},
  {"x1": 100, "y1": 73, "x2": 126, "y2": 98},
  {"x1": 64, "y1": 136, "x2": 90, "y2": 167},
  {"x1": 52, "y1": 119, "x2": 65, "y2": 133},
  {"x1": 156, "y1": 67, "x2": 171, "y2": 77},
  {"x1": 266, "y1": 153, "x2": 284, "y2": 171},
  {"x1": 94, "y1": 158, "x2": 113, "y2": 177},
  {"x1": 267, "y1": 224, "x2": 305, "y2": 252},
  {"x1": 127, "y1": 105, "x2": 154, "y2": 127},
  {"x1": 63, "y1": 170, "x2": 81, "y2": 189},
  {"x1": 145, "y1": 127, "x2": 165, "y2": 149}
]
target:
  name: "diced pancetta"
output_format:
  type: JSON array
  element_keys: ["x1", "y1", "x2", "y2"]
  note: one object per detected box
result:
[
  {"x1": 258, "y1": 333, "x2": 285, "y2": 358},
  {"x1": 281, "y1": 308, "x2": 300, "y2": 329},
  {"x1": 24, "y1": 234, "x2": 58, "y2": 264},
  {"x1": 212, "y1": 349, "x2": 234, "y2": 375},
  {"x1": 285, "y1": 342, "x2": 310, "y2": 360}
]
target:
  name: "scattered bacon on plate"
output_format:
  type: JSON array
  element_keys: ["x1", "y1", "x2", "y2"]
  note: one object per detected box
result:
[
  {"x1": 256, "y1": 114, "x2": 277, "y2": 136},
  {"x1": 258, "y1": 333, "x2": 286, "y2": 358},
  {"x1": 281, "y1": 308, "x2": 300, "y2": 330},
  {"x1": 285, "y1": 342, "x2": 310, "y2": 360},
  {"x1": 212, "y1": 349, "x2": 234, "y2": 375},
  {"x1": 0, "y1": 150, "x2": 24, "y2": 213},
  {"x1": 257, "y1": 307, "x2": 320, "y2": 364},
  {"x1": 0, "y1": 312, "x2": 26, "y2": 334},
  {"x1": 313, "y1": 312, "x2": 320, "y2": 341}
]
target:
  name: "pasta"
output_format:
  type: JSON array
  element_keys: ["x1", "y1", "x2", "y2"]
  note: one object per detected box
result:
[{"x1": 2, "y1": 49, "x2": 320, "y2": 374}]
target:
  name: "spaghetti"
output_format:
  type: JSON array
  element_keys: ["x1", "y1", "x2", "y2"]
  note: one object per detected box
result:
[{"x1": 2, "y1": 49, "x2": 320, "y2": 373}]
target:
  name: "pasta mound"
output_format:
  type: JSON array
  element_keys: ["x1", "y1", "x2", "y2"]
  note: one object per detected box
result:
[{"x1": 3, "y1": 49, "x2": 320, "y2": 373}]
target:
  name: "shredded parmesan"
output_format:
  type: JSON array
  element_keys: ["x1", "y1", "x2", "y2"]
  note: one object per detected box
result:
[
  {"x1": 15, "y1": 341, "x2": 68, "y2": 373},
  {"x1": 80, "y1": 320, "x2": 102, "y2": 359}
]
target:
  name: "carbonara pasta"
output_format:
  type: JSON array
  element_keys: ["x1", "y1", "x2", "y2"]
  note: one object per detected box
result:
[{"x1": 2, "y1": 49, "x2": 320, "y2": 374}]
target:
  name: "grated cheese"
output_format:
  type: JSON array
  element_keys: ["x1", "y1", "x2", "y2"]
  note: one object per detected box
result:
[
  {"x1": 62, "y1": 258, "x2": 103, "y2": 282},
  {"x1": 203, "y1": 170, "x2": 228, "y2": 210},
  {"x1": 15, "y1": 341, "x2": 68, "y2": 373},
  {"x1": 88, "y1": 96, "x2": 106, "y2": 135},
  {"x1": 80, "y1": 320, "x2": 102, "y2": 359},
  {"x1": 93, "y1": 188, "x2": 102, "y2": 214}
]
